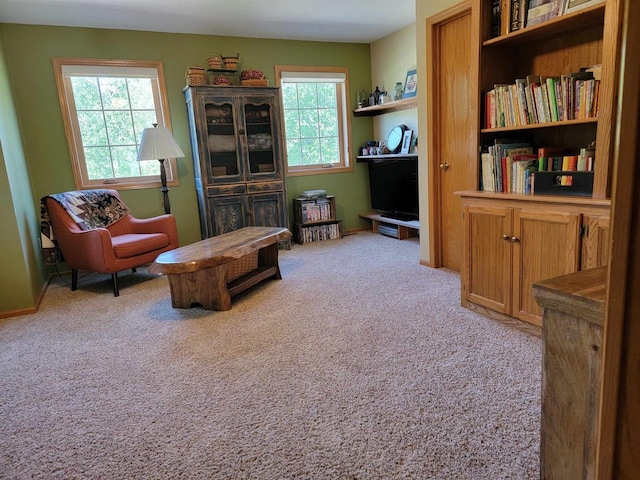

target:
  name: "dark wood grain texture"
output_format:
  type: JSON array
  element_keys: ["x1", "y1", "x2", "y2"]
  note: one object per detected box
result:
[{"x1": 149, "y1": 227, "x2": 291, "y2": 310}]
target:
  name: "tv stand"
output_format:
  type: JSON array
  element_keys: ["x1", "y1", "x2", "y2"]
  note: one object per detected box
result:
[{"x1": 359, "y1": 211, "x2": 419, "y2": 240}]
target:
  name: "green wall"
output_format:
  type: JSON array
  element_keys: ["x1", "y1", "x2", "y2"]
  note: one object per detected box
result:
[
  {"x1": 0, "y1": 28, "x2": 45, "y2": 313},
  {"x1": 0, "y1": 23, "x2": 375, "y2": 313},
  {"x1": 1, "y1": 24, "x2": 374, "y2": 250}
]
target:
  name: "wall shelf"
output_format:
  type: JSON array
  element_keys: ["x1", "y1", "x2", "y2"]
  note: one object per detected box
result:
[
  {"x1": 359, "y1": 211, "x2": 419, "y2": 240},
  {"x1": 353, "y1": 97, "x2": 417, "y2": 117},
  {"x1": 356, "y1": 153, "x2": 418, "y2": 162}
]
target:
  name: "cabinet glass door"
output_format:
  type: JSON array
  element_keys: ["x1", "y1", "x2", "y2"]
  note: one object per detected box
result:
[
  {"x1": 244, "y1": 99, "x2": 277, "y2": 178},
  {"x1": 204, "y1": 100, "x2": 241, "y2": 182}
]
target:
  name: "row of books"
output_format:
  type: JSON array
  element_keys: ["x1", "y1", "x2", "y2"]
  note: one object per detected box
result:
[
  {"x1": 480, "y1": 139, "x2": 595, "y2": 194},
  {"x1": 484, "y1": 69, "x2": 600, "y2": 129},
  {"x1": 299, "y1": 199, "x2": 332, "y2": 223},
  {"x1": 295, "y1": 223, "x2": 341, "y2": 244},
  {"x1": 492, "y1": 0, "x2": 605, "y2": 37}
]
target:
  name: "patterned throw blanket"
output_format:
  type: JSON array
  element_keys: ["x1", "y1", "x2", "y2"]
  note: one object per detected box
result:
[{"x1": 40, "y1": 190, "x2": 130, "y2": 265}]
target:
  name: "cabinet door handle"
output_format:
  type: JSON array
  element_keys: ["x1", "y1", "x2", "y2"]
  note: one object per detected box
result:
[
  {"x1": 439, "y1": 162, "x2": 449, "y2": 170},
  {"x1": 502, "y1": 234, "x2": 510, "y2": 241},
  {"x1": 511, "y1": 236, "x2": 519, "y2": 243}
]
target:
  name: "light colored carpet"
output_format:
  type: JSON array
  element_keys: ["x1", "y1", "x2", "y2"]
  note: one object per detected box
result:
[{"x1": 0, "y1": 232, "x2": 540, "y2": 479}]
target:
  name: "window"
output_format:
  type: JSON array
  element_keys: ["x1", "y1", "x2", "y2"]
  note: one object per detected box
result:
[
  {"x1": 275, "y1": 66, "x2": 353, "y2": 176},
  {"x1": 53, "y1": 58, "x2": 178, "y2": 190}
]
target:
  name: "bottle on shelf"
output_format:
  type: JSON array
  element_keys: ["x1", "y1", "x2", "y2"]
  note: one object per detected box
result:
[
  {"x1": 356, "y1": 89, "x2": 366, "y2": 109},
  {"x1": 393, "y1": 82, "x2": 404, "y2": 101},
  {"x1": 373, "y1": 86, "x2": 381, "y2": 105}
]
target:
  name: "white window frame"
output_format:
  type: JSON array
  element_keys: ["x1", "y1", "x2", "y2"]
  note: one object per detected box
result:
[
  {"x1": 275, "y1": 65, "x2": 353, "y2": 176},
  {"x1": 52, "y1": 58, "x2": 179, "y2": 190}
]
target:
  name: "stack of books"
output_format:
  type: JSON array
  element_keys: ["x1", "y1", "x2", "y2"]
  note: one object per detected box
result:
[{"x1": 480, "y1": 141, "x2": 595, "y2": 194}]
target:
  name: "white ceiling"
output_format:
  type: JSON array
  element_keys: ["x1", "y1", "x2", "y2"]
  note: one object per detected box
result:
[{"x1": 0, "y1": 0, "x2": 416, "y2": 44}]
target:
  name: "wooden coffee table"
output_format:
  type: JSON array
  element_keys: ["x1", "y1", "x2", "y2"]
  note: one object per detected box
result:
[{"x1": 149, "y1": 226, "x2": 291, "y2": 311}]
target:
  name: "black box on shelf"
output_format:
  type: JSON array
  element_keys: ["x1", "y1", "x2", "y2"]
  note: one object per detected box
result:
[{"x1": 533, "y1": 171, "x2": 594, "y2": 197}]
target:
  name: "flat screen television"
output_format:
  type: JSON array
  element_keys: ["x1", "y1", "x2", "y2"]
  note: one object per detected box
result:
[{"x1": 367, "y1": 158, "x2": 419, "y2": 221}]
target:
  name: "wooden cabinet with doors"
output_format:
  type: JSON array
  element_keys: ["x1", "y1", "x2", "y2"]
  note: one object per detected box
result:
[
  {"x1": 184, "y1": 86, "x2": 288, "y2": 240},
  {"x1": 459, "y1": 191, "x2": 610, "y2": 326}
]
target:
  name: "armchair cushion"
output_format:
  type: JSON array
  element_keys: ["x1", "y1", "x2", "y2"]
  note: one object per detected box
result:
[{"x1": 111, "y1": 233, "x2": 170, "y2": 258}]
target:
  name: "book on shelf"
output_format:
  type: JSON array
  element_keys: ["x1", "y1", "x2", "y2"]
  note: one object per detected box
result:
[
  {"x1": 299, "y1": 199, "x2": 332, "y2": 223},
  {"x1": 500, "y1": 0, "x2": 511, "y2": 36},
  {"x1": 510, "y1": 0, "x2": 528, "y2": 32},
  {"x1": 526, "y1": 0, "x2": 561, "y2": 27},
  {"x1": 491, "y1": 0, "x2": 603, "y2": 38},
  {"x1": 296, "y1": 223, "x2": 341, "y2": 243},
  {"x1": 537, "y1": 146, "x2": 565, "y2": 171},
  {"x1": 491, "y1": 0, "x2": 502, "y2": 37},
  {"x1": 483, "y1": 68, "x2": 600, "y2": 129},
  {"x1": 509, "y1": 153, "x2": 538, "y2": 194},
  {"x1": 562, "y1": 0, "x2": 605, "y2": 15},
  {"x1": 482, "y1": 141, "x2": 595, "y2": 195},
  {"x1": 483, "y1": 139, "x2": 532, "y2": 192}
]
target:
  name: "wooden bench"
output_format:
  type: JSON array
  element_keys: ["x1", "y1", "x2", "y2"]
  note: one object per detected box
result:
[{"x1": 149, "y1": 226, "x2": 292, "y2": 311}]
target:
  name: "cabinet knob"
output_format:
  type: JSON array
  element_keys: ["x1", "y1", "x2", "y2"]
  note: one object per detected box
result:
[
  {"x1": 502, "y1": 234, "x2": 510, "y2": 241},
  {"x1": 511, "y1": 236, "x2": 519, "y2": 243},
  {"x1": 439, "y1": 162, "x2": 449, "y2": 170}
]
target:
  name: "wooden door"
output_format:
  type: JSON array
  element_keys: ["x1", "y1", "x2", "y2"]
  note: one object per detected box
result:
[
  {"x1": 463, "y1": 204, "x2": 513, "y2": 315},
  {"x1": 581, "y1": 215, "x2": 611, "y2": 269},
  {"x1": 512, "y1": 209, "x2": 581, "y2": 325},
  {"x1": 427, "y1": 2, "x2": 477, "y2": 271}
]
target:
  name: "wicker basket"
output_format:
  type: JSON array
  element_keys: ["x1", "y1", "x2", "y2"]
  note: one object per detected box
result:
[
  {"x1": 207, "y1": 56, "x2": 223, "y2": 69},
  {"x1": 221, "y1": 53, "x2": 239, "y2": 70},
  {"x1": 225, "y1": 251, "x2": 258, "y2": 282},
  {"x1": 241, "y1": 79, "x2": 269, "y2": 87},
  {"x1": 185, "y1": 65, "x2": 207, "y2": 86}
]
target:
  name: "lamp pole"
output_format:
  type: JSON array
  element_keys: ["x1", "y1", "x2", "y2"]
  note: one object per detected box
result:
[{"x1": 159, "y1": 158, "x2": 170, "y2": 214}]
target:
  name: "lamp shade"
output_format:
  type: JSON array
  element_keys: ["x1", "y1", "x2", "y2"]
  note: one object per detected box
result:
[{"x1": 137, "y1": 126, "x2": 185, "y2": 161}]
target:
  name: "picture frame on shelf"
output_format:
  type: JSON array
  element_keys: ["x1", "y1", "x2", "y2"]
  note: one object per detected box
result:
[
  {"x1": 401, "y1": 129, "x2": 413, "y2": 154},
  {"x1": 403, "y1": 68, "x2": 417, "y2": 98}
]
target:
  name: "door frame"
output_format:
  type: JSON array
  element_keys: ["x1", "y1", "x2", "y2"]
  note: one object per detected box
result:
[
  {"x1": 426, "y1": 1, "x2": 478, "y2": 268},
  {"x1": 596, "y1": 0, "x2": 640, "y2": 476}
]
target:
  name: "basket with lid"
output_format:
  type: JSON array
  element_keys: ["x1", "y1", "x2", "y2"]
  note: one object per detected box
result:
[{"x1": 221, "y1": 53, "x2": 239, "y2": 70}]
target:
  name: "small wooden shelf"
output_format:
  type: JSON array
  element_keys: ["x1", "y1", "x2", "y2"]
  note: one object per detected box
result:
[
  {"x1": 356, "y1": 153, "x2": 418, "y2": 162},
  {"x1": 480, "y1": 117, "x2": 598, "y2": 134},
  {"x1": 206, "y1": 68, "x2": 239, "y2": 74},
  {"x1": 353, "y1": 97, "x2": 417, "y2": 117},
  {"x1": 455, "y1": 190, "x2": 611, "y2": 207},
  {"x1": 293, "y1": 196, "x2": 342, "y2": 244},
  {"x1": 359, "y1": 211, "x2": 419, "y2": 240},
  {"x1": 483, "y1": 3, "x2": 605, "y2": 47}
]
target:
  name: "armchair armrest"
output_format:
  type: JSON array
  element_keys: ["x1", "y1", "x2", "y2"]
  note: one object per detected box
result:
[{"x1": 56, "y1": 227, "x2": 119, "y2": 271}]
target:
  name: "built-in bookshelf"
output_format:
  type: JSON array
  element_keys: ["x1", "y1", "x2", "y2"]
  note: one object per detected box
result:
[
  {"x1": 456, "y1": 0, "x2": 619, "y2": 328},
  {"x1": 478, "y1": 0, "x2": 616, "y2": 199},
  {"x1": 293, "y1": 195, "x2": 342, "y2": 244}
]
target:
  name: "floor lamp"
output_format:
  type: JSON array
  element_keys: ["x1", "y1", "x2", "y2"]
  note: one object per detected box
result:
[{"x1": 137, "y1": 125, "x2": 185, "y2": 214}]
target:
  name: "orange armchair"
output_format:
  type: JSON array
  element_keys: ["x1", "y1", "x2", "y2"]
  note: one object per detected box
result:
[{"x1": 44, "y1": 189, "x2": 179, "y2": 296}]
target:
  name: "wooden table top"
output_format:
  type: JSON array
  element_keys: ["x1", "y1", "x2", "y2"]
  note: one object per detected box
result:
[
  {"x1": 149, "y1": 226, "x2": 291, "y2": 275},
  {"x1": 532, "y1": 266, "x2": 607, "y2": 326}
]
